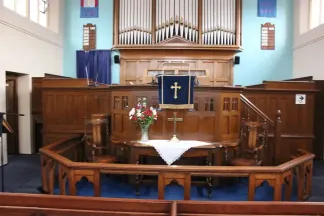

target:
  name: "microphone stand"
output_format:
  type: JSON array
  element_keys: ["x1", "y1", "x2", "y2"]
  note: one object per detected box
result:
[{"x1": 0, "y1": 112, "x2": 24, "y2": 192}]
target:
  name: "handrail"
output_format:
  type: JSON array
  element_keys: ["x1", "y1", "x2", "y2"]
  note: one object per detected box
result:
[
  {"x1": 240, "y1": 94, "x2": 274, "y2": 126},
  {"x1": 39, "y1": 137, "x2": 314, "y2": 203},
  {"x1": 278, "y1": 153, "x2": 314, "y2": 171},
  {"x1": 41, "y1": 148, "x2": 279, "y2": 174},
  {"x1": 40, "y1": 139, "x2": 314, "y2": 176},
  {"x1": 42, "y1": 135, "x2": 83, "y2": 151}
]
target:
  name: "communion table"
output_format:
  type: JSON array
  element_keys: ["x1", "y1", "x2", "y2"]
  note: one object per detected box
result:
[
  {"x1": 112, "y1": 140, "x2": 239, "y2": 166},
  {"x1": 138, "y1": 140, "x2": 214, "y2": 165}
]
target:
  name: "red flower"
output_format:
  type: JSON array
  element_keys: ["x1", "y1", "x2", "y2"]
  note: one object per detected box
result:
[{"x1": 143, "y1": 109, "x2": 153, "y2": 117}]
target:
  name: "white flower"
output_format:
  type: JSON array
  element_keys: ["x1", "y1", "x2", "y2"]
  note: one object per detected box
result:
[
  {"x1": 150, "y1": 107, "x2": 154, "y2": 111},
  {"x1": 129, "y1": 108, "x2": 135, "y2": 119},
  {"x1": 136, "y1": 112, "x2": 142, "y2": 117},
  {"x1": 152, "y1": 108, "x2": 157, "y2": 120}
]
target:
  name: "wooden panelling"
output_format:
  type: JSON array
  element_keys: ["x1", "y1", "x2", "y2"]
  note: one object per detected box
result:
[
  {"x1": 42, "y1": 88, "x2": 110, "y2": 146},
  {"x1": 31, "y1": 77, "x2": 43, "y2": 120},
  {"x1": 314, "y1": 80, "x2": 324, "y2": 159},
  {"x1": 109, "y1": 86, "x2": 241, "y2": 142},
  {"x1": 242, "y1": 85, "x2": 316, "y2": 164},
  {"x1": 262, "y1": 81, "x2": 316, "y2": 90},
  {"x1": 39, "y1": 79, "x2": 317, "y2": 164},
  {"x1": 119, "y1": 49, "x2": 235, "y2": 86}
]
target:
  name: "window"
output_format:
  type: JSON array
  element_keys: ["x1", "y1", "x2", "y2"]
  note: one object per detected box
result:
[
  {"x1": 3, "y1": 0, "x2": 27, "y2": 17},
  {"x1": 3, "y1": 0, "x2": 48, "y2": 27},
  {"x1": 3, "y1": 0, "x2": 14, "y2": 11},
  {"x1": 310, "y1": 0, "x2": 324, "y2": 29},
  {"x1": 29, "y1": 0, "x2": 48, "y2": 27}
]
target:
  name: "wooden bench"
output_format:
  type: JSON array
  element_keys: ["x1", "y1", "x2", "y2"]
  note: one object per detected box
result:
[{"x1": 1, "y1": 193, "x2": 324, "y2": 216}]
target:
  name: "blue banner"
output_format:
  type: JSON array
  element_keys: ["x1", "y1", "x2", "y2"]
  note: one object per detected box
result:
[
  {"x1": 157, "y1": 75, "x2": 195, "y2": 109},
  {"x1": 80, "y1": 0, "x2": 99, "y2": 18},
  {"x1": 258, "y1": 0, "x2": 277, "y2": 18}
]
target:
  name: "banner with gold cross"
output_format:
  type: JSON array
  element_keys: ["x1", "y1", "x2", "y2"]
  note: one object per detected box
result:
[{"x1": 157, "y1": 75, "x2": 195, "y2": 109}]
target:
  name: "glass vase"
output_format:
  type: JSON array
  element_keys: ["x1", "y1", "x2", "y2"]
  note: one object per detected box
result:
[{"x1": 140, "y1": 124, "x2": 150, "y2": 142}]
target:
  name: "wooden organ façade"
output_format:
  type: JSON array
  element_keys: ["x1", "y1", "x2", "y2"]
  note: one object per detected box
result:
[{"x1": 113, "y1": 0, "x2": 242, "y2": 86}]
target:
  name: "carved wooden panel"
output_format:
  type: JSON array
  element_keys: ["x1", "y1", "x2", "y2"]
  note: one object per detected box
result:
[
  {"x1": 241, "y1": 90, "x2": 315, "y2": 164},
  {"x1": 218, "y1": 94, "x2": 240, "y2": 141},
  {"x1": 42, "y1": 88, "x2": 110, "y2": 146},
  {"x1": 120, "y1": 57, "x2": 233, "y2": 86},
  {"x1": 110, "y1": 87, "x2": 240, "y2": 142}
]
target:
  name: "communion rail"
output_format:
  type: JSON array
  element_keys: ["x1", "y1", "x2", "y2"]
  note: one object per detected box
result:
[
  {"x1": 1, "y1": 193, "x2": 324, "y2": 216},
  {"x1": 40, "y1": 136, "x2": 314, "y2": 201}
]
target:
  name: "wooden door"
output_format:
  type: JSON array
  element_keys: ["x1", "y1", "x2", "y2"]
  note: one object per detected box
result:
[{"x1": 6, "y1": 79, "x2": 19, "y2": 154}]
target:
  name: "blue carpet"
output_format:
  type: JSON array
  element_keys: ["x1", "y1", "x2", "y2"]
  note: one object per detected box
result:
[{"x1": 53, "y1": 175, "x2": 299, "y2": 201}]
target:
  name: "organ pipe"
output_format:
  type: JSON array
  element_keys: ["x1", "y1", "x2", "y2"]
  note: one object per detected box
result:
[{"x1": 117, "y1": 0, "x2": 237, "y2": 46}]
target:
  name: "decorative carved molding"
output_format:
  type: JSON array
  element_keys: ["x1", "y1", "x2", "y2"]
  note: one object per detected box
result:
[{"x1": 159, "y1": 36, "x2": 196, "y2": 44}]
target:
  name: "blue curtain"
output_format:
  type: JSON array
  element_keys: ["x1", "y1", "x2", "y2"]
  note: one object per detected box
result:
[{"x1": 76, "y1": 50, "x2": 112, "y2": 84}]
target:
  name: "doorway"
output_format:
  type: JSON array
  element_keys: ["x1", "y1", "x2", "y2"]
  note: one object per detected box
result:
[{"x1": 6, "y1": 74, "x2": 19, "y2": 154}]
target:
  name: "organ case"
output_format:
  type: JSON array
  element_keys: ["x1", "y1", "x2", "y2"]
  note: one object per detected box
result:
[{"x1": 113, "y1": 0, "x2": 242, "y2": 86}]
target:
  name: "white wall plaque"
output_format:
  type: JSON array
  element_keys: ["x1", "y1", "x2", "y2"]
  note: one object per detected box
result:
[{"x1": 295, "y1": 94, "x2": 306, "y2": 104}]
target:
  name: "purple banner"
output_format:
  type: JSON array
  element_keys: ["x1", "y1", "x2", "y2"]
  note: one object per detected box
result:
[{"x1": 258, "y1": 0, "x2": 277, "y2": 18}]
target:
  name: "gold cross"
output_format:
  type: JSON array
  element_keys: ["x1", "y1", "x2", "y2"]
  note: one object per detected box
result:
[
  {"x1": 167, "y1": 112, "x2": 183, "y2": 142},
  {"x1": 170, "y1": 82, "x2": 181, "y2": 99}
]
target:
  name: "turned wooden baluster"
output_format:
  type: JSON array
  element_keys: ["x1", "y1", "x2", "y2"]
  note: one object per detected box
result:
[
  {"x1": 274, "y1": 110, "x2": 282, "y2": 165},
  {"x1": 261, "y1": 118, "x2": 269, "y2": 165}
]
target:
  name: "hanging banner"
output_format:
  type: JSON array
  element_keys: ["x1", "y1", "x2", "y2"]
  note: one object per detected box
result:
[
  {"x1": 258, "y1": 0, "x2": 277, "y2": 18},
  {"x1": 80, "y1": 0, "x2": 99, "y2": 18},
  {"x1": 157, "y1": 75, "x2": 195, "y2": 109}
]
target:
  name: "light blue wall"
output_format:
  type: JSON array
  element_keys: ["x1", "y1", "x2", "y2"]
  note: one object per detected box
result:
[
  {"x1": 63, "y1": 0, "x2": 293, "y2": 86},
  {"x1": 63, "y1": 0, "x2": 120, "y2": 83},
  {"x1": 234, "y1": 0, "x2": 293, "y2": 86}
]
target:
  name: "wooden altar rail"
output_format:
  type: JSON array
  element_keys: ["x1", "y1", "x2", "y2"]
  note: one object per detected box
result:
[
  {"x1": 40, "y1": 136, "x2": 314, "y2": 201},
  {"x1": 1, "y1": 194, "x2": 324, "y2": 216}
]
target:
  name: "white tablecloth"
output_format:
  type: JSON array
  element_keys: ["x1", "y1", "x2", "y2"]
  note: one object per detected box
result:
[{"x1": 138, "y1": 140, "x2": 210, "y2": 165}]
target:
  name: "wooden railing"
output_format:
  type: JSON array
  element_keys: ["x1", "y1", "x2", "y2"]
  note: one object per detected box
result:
[
  {"x1": 240, "y1": 94, "x2": 274, "y2": 126},
  {"x1": 0, "y1": 193, "x2": 324, "y2": 216},
  {"x1": 240, "y1": 94, "x2": 283, "y2": 165},
  {"x1": 40, "y1": 136, "x2": 314, "y2": 201}
]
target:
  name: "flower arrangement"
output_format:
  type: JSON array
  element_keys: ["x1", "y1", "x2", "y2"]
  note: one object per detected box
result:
[
  {"x1": 129, "y1": 106, "x2": 158, "y2": 125},
  {"x1": 129, "y1": 104, "x2": 158, "y2": 142}
]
